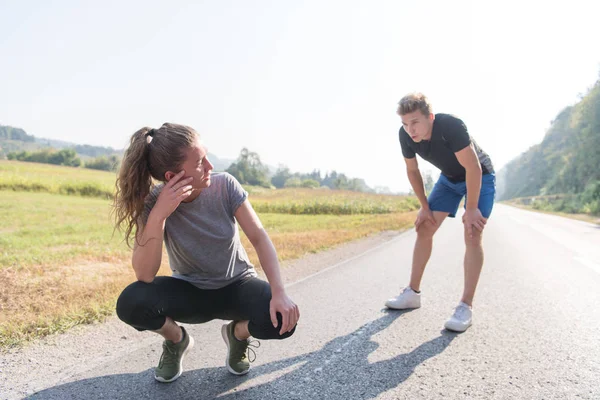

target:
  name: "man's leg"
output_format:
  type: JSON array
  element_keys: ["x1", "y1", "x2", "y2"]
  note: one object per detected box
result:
[
  {"x1": 462, "y1": 226, "x2": 484, "y2": 306},
  {"x1": 445, "y1": 173, "x2": 495, "y2": 332},
  {"x1": 444, "y1": 218, "x2": 485, "y2": 332},
  {"x1": 409, "y1": 211, "x2": 449, "y2": 291},
  {"x1": 386, "y1": 210, "x2": 449, "y2": 310},
  {"x1": 461, "y1": 173, "x2": 496, "y2": 306},
  {"x1": 386, "y1": 174, "x2": 464, "y2": 309},
  {"x1": 409, "y1": 175, "x2": 464, "y2": 292}
]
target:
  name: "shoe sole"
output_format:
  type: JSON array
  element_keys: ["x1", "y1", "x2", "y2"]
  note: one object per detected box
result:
[
  {"x1": 384, "y1": 302, "x2": 421, "y2": 310},
  {"x1": 444, "y1": 322, "x2": 472, "y2": 333},
  {"x1": 221, "y1": 324, "x2": 250, "y2": 376},
  {"x1": 154, "y1": 335, "x2": 195, "y2": 383}
]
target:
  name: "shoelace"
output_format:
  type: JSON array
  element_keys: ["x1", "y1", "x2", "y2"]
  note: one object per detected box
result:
[
  {"x1": 158, "y1": 342, "x2": 179, "y2": 368},
  {"x1": 233, "y1": 339, "x2": 261, "y2": 363},
  {"x1": 453, "y1": 305, "x2": 470, "y2": 320},
  {"x1": 246, "y1": 340, "x2": 261, "y2": 363}
]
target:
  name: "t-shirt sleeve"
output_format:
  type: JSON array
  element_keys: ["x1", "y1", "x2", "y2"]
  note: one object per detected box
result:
[
  {"x1": 399, "y1": 127, "x2": 416, "y2": 159},
  {"x1": 444, "y1": 116, "x2": 472, "y2": 152},
  {"x1": 225, "y1": 173, "x2": 248, "y2": 217}
]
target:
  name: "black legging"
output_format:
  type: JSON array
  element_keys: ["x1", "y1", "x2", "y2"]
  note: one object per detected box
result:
[{"x1": 116, "y1": 275, "x2": 295, "y2": 340}]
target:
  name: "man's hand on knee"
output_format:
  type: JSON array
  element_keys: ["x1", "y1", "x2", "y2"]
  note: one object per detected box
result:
[
  {"x1": 415, "y1": 207, "x2": 437, "y2": 231},
  {"x1": 462, "y1": 209, "x2": 486, "y2": 238}
]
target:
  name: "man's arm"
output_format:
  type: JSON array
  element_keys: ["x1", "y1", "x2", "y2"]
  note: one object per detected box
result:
[
  {"x1": 405, "y1": 156, "x2": 437, "y2": 228},
  {"x1": 455, "y1": 144, "x2": 482, "y2": 209},
  {"x1": 405, "y1": 157, "x2": 428, "y2": 208},
  {"x1": 443, "y1": 115, "x2": 481, "y2": 210},
  {"x1": 455, "y1": 144, "x2": 486, "y2": 237}
]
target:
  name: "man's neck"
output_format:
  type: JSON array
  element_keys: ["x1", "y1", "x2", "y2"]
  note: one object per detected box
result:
[
  {"x1": 423, "y1": 114, "x2": 435, "y2": 141},
  {"x1": 423, "y1": 128, "x2": 433, "y2": 141}
]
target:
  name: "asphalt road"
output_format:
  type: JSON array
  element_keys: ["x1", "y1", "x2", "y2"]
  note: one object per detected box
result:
[{"x1": 3, "y1": 204, "x2": 599, "y2": 399}]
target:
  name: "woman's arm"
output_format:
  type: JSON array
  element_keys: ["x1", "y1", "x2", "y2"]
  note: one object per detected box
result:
[
  {"x1": 235, "y1": 200, "x2": 300, "y2": 335},
  {"x1": 132, "y1": 171, "x2": 194, "y2": 282},
  {"x1": 132, "y1": 213, "x2": 166, "y2": 283}
]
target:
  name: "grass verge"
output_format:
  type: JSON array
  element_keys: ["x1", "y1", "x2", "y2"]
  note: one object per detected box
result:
[{"x1": 1, "y1": 190, "x2": 415, "y2": 348}]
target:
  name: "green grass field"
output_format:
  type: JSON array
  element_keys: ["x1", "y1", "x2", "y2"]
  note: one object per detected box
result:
[
  {"x1": 0, "y1": 160, "x2": 115, "y2": 198},
  {"x1": 0, "y1": 160, "x2": 418, "y2": 348}
]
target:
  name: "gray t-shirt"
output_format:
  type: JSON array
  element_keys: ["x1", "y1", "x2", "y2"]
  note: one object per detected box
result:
[{"x1": 142, "y1": 172, "x2": 257, "y2": 289}]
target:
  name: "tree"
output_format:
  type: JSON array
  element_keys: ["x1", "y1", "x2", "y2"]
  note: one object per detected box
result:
[
  {"x1": 307, "y1": 169, "x2": 322, "y2": 182},
  {"x1": 348, "y1": 178, "x2": 372, "y2": 192},
  {"x1": 301, "y1": 179, "x2": 320, "y2": 188},
  {"x1": 271, "y1": 165, "x2": 292, "y2": 188},
  {"x1": 498, "y1": 76, "x2": 600, "y2": 203},
  {"x1": 423, "y1": 171, "x2": 435, "y2": 194},
  {"x1": 48, "y1": 149, "x2": 80, "y2": 166},
  {"x1": 284, "y1": 177, "x2": 303, "y2": 188},
  {"x1": 333, "y1": 173, "x2": 349, "y2": 190},
  {"x1": 322, "y1": 171, "x2": 338, "y2": 189},
  {"x1": 6, "y1": 148, "x2": 81, "y2": 167},
  {"x1": 226, "y1": 148, "x2": 270, "y2": 187},
  {"x1": 85, "y1": 154, "x2": 120, "y2": 171}
]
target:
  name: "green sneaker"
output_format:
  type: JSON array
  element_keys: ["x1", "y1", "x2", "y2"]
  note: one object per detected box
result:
[
  {"x1": 154, "y1": 326, "x2": 195, "y2": 383},
  {"x1": 220, "y1": 322, "x2": 260, "y2": 375}
]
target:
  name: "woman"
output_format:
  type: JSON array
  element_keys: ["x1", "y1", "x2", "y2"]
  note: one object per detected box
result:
[{"x1": 113, "y1": 123, "x2": 299, "y2": 383}]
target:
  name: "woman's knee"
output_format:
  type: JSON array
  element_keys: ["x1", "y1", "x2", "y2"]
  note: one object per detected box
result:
[
  {"x1": 279, "y1": 324, "x2": 297, "y2": 339},
  {"x1": 235, "y1": 277, "x2": 298, "y2": 340},
  {"x1": 248, "y1": 312, "x2": 298, "y2": 340},
  {"x1": 115, "y1": 281, "x2": 156, "y2": 324}
]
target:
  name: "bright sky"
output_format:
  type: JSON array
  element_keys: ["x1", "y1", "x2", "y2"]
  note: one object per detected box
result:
[{"x1": 1, "y1": 0, "x2": 599, "y2": 192}]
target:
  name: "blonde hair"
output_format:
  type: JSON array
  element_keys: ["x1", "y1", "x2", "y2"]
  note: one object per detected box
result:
[
  {"x1": 113, "y1": 123, "x2": 198, "y2": 247},
  {"x1": 397, "y1": 93, "x2": 432, "y2": 116}
]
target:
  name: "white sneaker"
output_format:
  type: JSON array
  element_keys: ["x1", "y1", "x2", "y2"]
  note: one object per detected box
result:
[
  {"x1": 444, "y1": 302, "x2": 472, "y2": 332},
  {"x1": 385, "y1": 287, "x2": 421, "y2": 309}
]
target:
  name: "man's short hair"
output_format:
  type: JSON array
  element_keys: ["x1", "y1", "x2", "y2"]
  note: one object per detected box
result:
[{"x1": 397, "y1": 93, "x2": 432, "y2": 116}]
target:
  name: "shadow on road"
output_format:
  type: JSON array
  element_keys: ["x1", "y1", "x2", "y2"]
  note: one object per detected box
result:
[{"x1": 30, "y1": 310, "x2": 457, "y2": 399}]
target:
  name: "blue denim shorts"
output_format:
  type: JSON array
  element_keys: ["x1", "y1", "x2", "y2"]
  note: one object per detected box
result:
[{"x1": 428, "y1": 173, "x2": 496, "y2": 218}]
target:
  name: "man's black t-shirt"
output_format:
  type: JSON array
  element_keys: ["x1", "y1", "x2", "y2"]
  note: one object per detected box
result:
[{"x1": 399, "y1": 113, "x2": 494, "y2": 182}]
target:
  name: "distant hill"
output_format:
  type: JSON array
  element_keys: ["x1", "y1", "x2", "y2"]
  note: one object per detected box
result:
[
  {"x1": 36, "y1": 138, "x2": 121, "y2": 159},
  {"x1": 0, "y1": 125, "x2": 121, "y2": 160},
  {"x1": 207, "y1": 153, "x2": 235, "y2": 172},
  {"x1": 0, "y1": 124, "x2": 235, "y2": 170},
  {"x1": 0, "y1": 124, "x2": 376, "y2": 192},
  {"x1": 497, "y1": 77, "x2": 600, "y2": 201},
  {"x1": 0, "y1": 125, "x2": 35, "y2": 142},
  {"x1": 0, "y1": 125, "x2": 39, "y2": 158}
]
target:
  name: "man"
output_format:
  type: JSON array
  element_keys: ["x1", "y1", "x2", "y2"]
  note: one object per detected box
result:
[{"x1": 385, "y1": 93, "x2": 496, "y2": 332}]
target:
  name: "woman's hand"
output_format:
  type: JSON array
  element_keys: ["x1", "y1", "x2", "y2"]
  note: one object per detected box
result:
[
  {"x1": 270, "y1": 291, "x2": 300, "y2": 335},
  {"x1": 152, "y1": 171, "x2": 193, "y2": 220}
]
